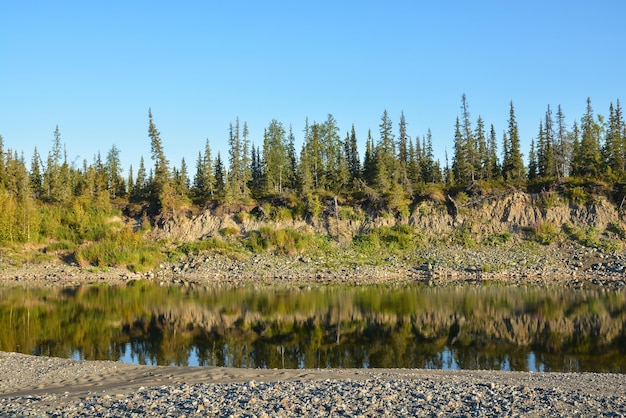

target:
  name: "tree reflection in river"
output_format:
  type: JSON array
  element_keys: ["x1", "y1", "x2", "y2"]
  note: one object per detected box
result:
[{"x1": 1, "y1": 281, "x2": 626, "y2": 372}]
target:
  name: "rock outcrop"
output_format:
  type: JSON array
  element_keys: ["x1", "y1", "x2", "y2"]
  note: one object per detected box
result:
[{"x1": 148, "y1": 191, "x2": 624, "y2": 244}]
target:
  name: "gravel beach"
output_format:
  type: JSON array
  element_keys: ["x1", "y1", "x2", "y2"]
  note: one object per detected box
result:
[{"x1": 2, "y1": 351, "x2": 626, "y2": 417}]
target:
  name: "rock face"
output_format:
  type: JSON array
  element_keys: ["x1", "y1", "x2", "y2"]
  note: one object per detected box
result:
[{"x1": 148, "y1": 191, "x2": 623, "y2": 243}]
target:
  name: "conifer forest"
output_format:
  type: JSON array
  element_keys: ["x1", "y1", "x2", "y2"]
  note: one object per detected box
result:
[{"x1": 0, "y1": 96, "x2": 624, "y2": 270}]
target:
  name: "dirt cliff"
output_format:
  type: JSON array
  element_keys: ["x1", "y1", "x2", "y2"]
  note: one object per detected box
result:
[{"x1": 148, "y1": 191, "x2": 624, "y2": 245}]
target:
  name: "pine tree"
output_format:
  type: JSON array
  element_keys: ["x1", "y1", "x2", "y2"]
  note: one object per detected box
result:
[
  {"x1": 131, "y1": 156, "x2": 147, "y2": 201},
  {"x1": 527, "y1": 138, "x2": 538, "y2": 180},
  {"x1": 287, "y1": 125, "x2": 298, "y2": 190},
  {"x1": 226, "y1": 119, "x2": 243, "y2": 199},
  {"x1": 346, "y1": 124, "x2": 361, "y2": 182},
  {"x1": 127, "y1": 164, "x2": 134, "y2": 197},
  {"x1": 148, "y1": 108, "x2": 170, "y2": 203},
  {"x1": 192, "y1": 151, "x2": 206, "y2": 200},
  {"x1": 192, "y1": 139, "x2": 215, "y2": 200},
  {"x1": 262, "y1": 120, "x2": 289, "y2": 194},
  {"x1": 605, "y1": 100, "x2": 625, "y2": 179},
  {"x1": 461, "y1": 94, "x2": 478, "y2": 182},
  {"x1": 106, "y1": 144, "x2": 125, "y2": 198},
  {"x1": 487, "y1": 124, "x2": 500, "y2": 180},
  {"x1": 452, "y1": 117, "x2": 471, "y2": 185},
  {"x1": 555, "y1": 105, "x2": 569, "y2": 178},
  {"x1": 214, "y1": 152, "x2": 225, "y2": 197},
  {"x1": 173, "y1": 157, "x2": 190, "y2": 198},
  {"x1": 241, "y1": 122, "x2": 252, "y2": 197},
  {"x1": 502, "y1": 101, "x2": 524, "y2": 182},
  {"x1": 573, "y1": 98, "x2": 602, "y2": 178},
  {"x1": 29, "y1": 147, "x2": 44, "y2": 199},
  {"x1": 362, "y1": 129, "x2": 376, "y2": 185},
  {"x1": 398, "y1": 111, "x2": 409, "y2": 167},
  {"x1": 475, "y1": 116, "x2": 488, "y2": 180},
  {"x1": 373, "y1": 109, "x2": 397, "y2": 193}
]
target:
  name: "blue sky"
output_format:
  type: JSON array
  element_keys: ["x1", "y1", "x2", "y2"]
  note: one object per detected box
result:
[{"x1": 1, "y1": 1, "x2": 625, "y2": 175}]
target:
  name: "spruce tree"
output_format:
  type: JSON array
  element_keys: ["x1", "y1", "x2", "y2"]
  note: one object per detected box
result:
[
  {"x1": 502, "y1": 101, "x2": 524, "y2": 182},
  {"x1": 148, "y1": 108, "x2": 170, "y2": 203},
  {"x1": 29, "y1": 147, "x2": 44, "y2": 199},
  {"x1": 574, "y1": 98, "x2": 602, "y2": 178}
]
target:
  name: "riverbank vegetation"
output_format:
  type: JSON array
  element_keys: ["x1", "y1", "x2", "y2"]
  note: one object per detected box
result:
[{"x1": 0, "y1": 96, "x2": 625, "y2": 272}]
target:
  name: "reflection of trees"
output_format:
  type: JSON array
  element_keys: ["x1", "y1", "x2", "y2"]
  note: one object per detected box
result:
[{"x1": 1, "y1": 283, "x2": 626, "y2": 371}]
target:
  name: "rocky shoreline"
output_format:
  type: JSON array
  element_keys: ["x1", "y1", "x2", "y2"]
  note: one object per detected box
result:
[
  {"x1": 2, "y1": 241, "x2": 626, "y2": 290},
  {"x1": 2, "y1": 244, "x2": 626, "y2": 416}
]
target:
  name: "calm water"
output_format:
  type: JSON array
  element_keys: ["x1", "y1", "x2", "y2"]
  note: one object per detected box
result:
[{"x1": 1, "y1": 281, "x2": 626, "y2": 372}]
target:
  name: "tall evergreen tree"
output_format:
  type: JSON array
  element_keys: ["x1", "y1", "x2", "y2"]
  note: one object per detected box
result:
[
  {"x1": 572, "y1": 98, "x2": 602, "y2": 178},
  {"x1": 362, "y1": 129, "x2": 376, "y2": 186},
  {"x1": 29, "y1": 147, "x2": 44, "y2": 199},
  {"x1": 262, "y1": 120, "x2": 289, "y2": 194},
  {"x1": 131, "y1": 156, "x2": 148, "y2": 201},
  {"x1": 605, "y1": 100, "x2": 625, "y2": 178},
  {"x1": 527, "y1": 138, "x2": 538, "y2": 180},
  {"x1": 502, "y1": 101, "x2": 524, "y2": 182},
  {"x1": 555, "y1": 105, "x2": 569, "y2": 178},
  {"x1": 148, "y1": 108, "x2": 170, "y2": 203},
  {"x1": 487, "y1": 124, "x2": 500, "y2": 180},
  {"x1": 373, "y1": 109, "x2": 397, "y2": 193},
  {"x1": 105, "y1": 144, "x2": 125, "y2": 198},
  {"x1": 346, "y1": 124, "x2": 361, "y2": 182},
  {"x1": 249, "y1": 145, "x2": 263, "y2": 195},
  {"x1": 214, "y1": 152, "x2": 225, "y2": 197},
  {"x1": 287, "y1": 125, "x2": 298, "y2": 190}
]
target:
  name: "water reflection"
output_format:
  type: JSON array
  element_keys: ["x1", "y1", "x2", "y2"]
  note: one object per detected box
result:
[{"x1": 2, "y1": 282, "x2": 626, "y2": 372}]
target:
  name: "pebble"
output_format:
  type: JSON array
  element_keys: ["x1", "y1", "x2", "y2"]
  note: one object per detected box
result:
[{"x1": 2, "y1": 377, "x2": 626, "y2": 417}]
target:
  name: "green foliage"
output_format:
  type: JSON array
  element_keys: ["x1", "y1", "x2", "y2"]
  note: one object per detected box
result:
[
  {"x1": 563, "y1": 223, "x2": 622, "y2": 251},
  {"x1": 339, "y1": 207, "x2": 363, "y2": 221},
  {"x1": 567, "y1": 186, "x2": 588, "y2": 206},
  {"x1": 353, "y1": 225, "x2": 420, "y2": 255},
  {"x1": 273, "y1": 206, "x2": 293, "y2": 222},
  {"x1": 454, "y1": 191, "x2": 470, "y2": 206},
  {"x1": 175, "y1": 236, "x2": 243, "y2": 259},
  {"x1": 448, "y1": 223, "x2": 477, "y2": 248},
  {"x1": 531, "y1": 222, "x2": 558, "y2": 245},
  {"x1": 535, "y1": 191, "x2": 560, "y2": 209},
  {"x1": 75, "y1": 226, "x2": 163, "y2": 272},
  {"x1": 482, "y1": 232, "x2": 512, "y2": 246},
  {"x1": 244, "y1": 227, "x2": 321, "y2": 255},
  {"x1": 220, "y1": 226, "x2": 240, "y2": 238}
]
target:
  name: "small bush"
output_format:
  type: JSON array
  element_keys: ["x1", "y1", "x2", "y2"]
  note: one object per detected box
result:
[
  {"x1": 482, "y1": 232, "x2": 511, "y2": 246},
  {"x1": 220, "y1": 226, "x2": 240, "y2": 238},
  {"x1": 234, "y1": 211, "x2": 249, "y2": 224},
  {"x1": 273, "y1": 207, "x2": 293, "y2": 222},
  {"x1": 568, "y1": 186, "x2": 587, "y2": 206},
  {"x1": 532, "y1": 222, "x2": 557, "y2": 245},
  {"x1": 44, "y1": 241, "x2": 78, "y2": 253},
  {"x1": 352, "y1": 225, "x2": 419, "y2": 255},
  {"x1": 244, "y1": 227, "x2": 318, "y2": 255},
  {"x1": 75, "y1": 226, "x2": 164, "y2": 271}
]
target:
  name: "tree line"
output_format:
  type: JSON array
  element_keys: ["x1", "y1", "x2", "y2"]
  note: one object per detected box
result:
[{"x1": 0, "y1": 96, "x2": 624, "y2": 244}]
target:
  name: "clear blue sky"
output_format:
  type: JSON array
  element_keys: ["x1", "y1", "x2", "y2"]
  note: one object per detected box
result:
[{"x1": 2, "y1": 1, "x2": 625, "y2": 175}]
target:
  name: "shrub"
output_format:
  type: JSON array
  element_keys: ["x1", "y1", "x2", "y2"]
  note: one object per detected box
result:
[
  {"x1": 220, "y1": 226, "x2": 240, "y2": 238},
  {"x1": 482, "y1": 232, "x2": 511, "y2": 246},
  {"x1": 244, "y1": 227, "x2": 318, "y2": 255},
  {"x1": 74, "y1": 226, "x2": 164, "y2": 272},
  {"x1": 352, "y1": 225, "x2": 419, "y2": 255},
  {"x1": 273, "y1": 207, "x2": 293, "y2": 222},
  {"x1": 568, "y1": 186, "x2": 587, "y2": 206},
  {"x1": 532, "y1": 222, "x2": 557, "y2": 245}
]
